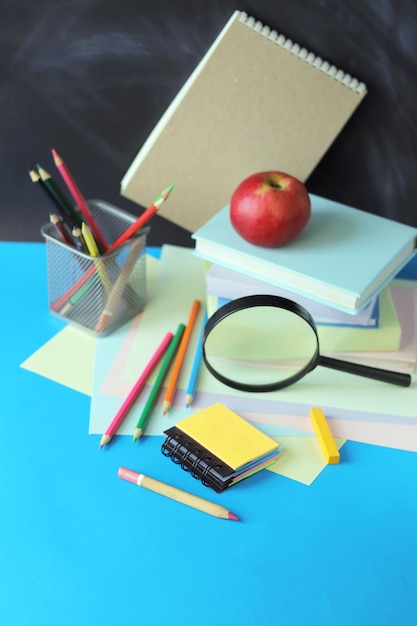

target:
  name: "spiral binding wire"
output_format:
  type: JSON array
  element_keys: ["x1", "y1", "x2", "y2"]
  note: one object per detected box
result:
[
  {"x1": 161, "y1": 433, "x2": 225, "y2": 488},
  {"x1": 238, "y1": 11, "x2": 366, "y2": 94}
]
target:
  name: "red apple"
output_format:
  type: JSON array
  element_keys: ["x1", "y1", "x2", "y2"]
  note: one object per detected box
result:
[{"x1": 230, "y1": 171, "x2": 311, "y2": 247}]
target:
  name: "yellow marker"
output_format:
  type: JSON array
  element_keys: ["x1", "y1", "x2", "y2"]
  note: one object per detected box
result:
[{"x1": 310, "y1": 407, "x2": 340, "y2": 464}]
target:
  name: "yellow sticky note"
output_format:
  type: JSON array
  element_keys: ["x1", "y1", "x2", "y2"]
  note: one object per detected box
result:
[{"x1": 176, "y1": 403, "x2": 279, "y2": 469}]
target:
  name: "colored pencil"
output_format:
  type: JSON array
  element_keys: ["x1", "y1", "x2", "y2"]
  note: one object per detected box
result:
[
  {"x1": 49, "y1": 212, "x2": 74, "y2": 246},
  {"x1": 162, "y1": 299, "x2": 201, "y2": 415},
  {"x1": 133, "y1": 323, "x2": 185, "y2": 442},
  {"x1": 37, "y1": 164, "x2": 83, "y2": 229},
  {"x1": 59, "y1": 275, "x2": 96, "y2": 316},
  {"x1": 29, "y1": 168, "x2": 58, "y2": 208},
  {"x1": 105, "y1": 183, "x2": 175, "y2": 253},
  {"x1": 49, "y1": 184, "x2": 172, "y2": 312},
  {"x1": 51, "y1": 264, "x2": 97, "y2": 311},
  {"x1": 72, "y1": 226, "x2": 88, "y2": 253},
  {"x1": 99, "y1": 332, "x2": 174, "y2": 449},
  {"x1": 51, "y1": 148, "x2": 108, "y2": 251},
  {"x1": 81, "y1": 222, "x2": 100, "y2": 256},
  {"x1": 94, "y1": 235, "x2": 144, "y2": 333},
  {"x1": 81, "y1": 222, "x2": 111, "y2": 293},
  {"x1": 117, "y1": 467, "x2": 239, "y2": 521},
  {"x1": 30, "y1": 168, "x2": 75, "y2": 232},
  {"x1": 185, "y1": 310, "x2": 207, "y2": 408}
]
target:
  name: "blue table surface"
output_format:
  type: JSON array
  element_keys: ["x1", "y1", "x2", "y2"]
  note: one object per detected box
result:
[{"x1": 1, "y1": 242, "x2": 417, "y2": 626}]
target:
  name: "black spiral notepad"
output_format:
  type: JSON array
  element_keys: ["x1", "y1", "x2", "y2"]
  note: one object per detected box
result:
[{"x1": 161, "y1": 403, "x2": 280, "y2": 492}]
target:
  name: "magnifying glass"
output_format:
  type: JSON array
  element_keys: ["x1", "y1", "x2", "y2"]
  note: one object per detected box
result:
[{"x1": 202, "y1": 295, "x2": 411, "y2": 392}]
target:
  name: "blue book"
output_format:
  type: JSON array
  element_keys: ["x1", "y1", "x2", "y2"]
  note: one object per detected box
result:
[
  {"x1": 205, "y1": 263, "x2": 379, "y2": 327},
  {"x1": 192, "y1": 194, "x2": 417, "y2": 313}
]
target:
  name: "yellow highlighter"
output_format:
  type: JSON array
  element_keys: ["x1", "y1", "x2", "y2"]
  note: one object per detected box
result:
[{"x1": 310, "y1": 407, "x2": 340, "y2": 465}]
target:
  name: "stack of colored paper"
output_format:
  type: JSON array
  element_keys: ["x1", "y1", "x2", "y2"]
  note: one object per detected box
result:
[{"x1": 161, "y1": 403, "x2": 280, "y2": 492}]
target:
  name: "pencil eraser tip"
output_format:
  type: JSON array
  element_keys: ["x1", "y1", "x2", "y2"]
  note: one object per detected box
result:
[{"x1": 117, "y1": 466, "x2": 139, "y2": 484}]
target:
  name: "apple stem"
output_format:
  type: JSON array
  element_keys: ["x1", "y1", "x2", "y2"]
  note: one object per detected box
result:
[{"x1": 268, "y1": 180, "x2": 282, "y2": 190}]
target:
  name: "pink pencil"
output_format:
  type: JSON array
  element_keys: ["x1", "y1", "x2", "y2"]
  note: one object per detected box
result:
[
  {"x1": 52, "y1": 148, "x2": 108, "y2": 251},
  {"x1": 99, "y1": 331, "x2": 173, "y2": 449}
]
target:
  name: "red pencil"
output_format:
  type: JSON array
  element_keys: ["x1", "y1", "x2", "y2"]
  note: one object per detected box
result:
[
  {"x1": 106, "y1": 183, "x2": 175, "y2": 253},
  {"x1": 51, "y1": 148, "x2": 108, "y2": 252},
  {"x1": 49, "y1": 184, "x2": 175, "y2": 312},
  {"x1": 49, "y1": 212, "x2": 74, "y2": 246}
]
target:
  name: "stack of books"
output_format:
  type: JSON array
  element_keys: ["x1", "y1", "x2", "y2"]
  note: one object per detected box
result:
[{"x1": 192, "y1": 194, "x2": 417, "y2": 371}]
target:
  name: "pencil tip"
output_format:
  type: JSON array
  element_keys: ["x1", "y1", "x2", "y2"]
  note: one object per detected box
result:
[
  {"x1": 133, "y1": 428, "x2": 142, "y2": 443},
  {"x1": 99, "y1": 435, "x2": 111, "y2": 449},
  {"x1": 228, "y1": 512, "x2": 239, "y2": 521},
  {"x1": 185, "y1": 394, "x2": 193, "y2": 409}
]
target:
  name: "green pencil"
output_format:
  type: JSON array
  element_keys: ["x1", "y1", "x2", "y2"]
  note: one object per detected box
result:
[{"x1": 132, "y1": 323, "x2": 185, "y2": 443}]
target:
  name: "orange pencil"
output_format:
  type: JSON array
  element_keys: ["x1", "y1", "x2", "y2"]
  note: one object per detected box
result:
[
  {"x1": 162, "y1": 299, "x2": 201, "y2": 415},
  {"x1": 51, "y1": 148, "x2": 108, "y2": 252}
]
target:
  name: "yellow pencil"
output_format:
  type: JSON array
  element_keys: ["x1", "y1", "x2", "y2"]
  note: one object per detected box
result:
[
  {"x1": 117, "y1": 467, "x2": 239, "y2": 520},
  {"x1": 81, "y1": 222, "x2": 111, "y2": 293}
]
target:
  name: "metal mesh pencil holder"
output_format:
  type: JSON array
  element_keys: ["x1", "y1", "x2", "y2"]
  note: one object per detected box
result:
[{"x1": 41, "y1": 200, "x2": 148, "y2": 336}]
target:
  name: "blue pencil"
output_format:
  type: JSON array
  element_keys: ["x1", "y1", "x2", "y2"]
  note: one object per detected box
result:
[{"x1": 185, "y1": 311, "x2": 208, "y2": 408}]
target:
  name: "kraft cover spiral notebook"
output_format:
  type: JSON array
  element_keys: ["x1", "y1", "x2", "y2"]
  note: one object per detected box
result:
[
  {"x1": 192, "y1": 194, "x2": 417, "y2": 313},
  {"x1": 161, "y1": 403, "x2": 280, "y2": 492},
  {"x1": 121, "y1": 10, "x2": 367, "y2": 233}
]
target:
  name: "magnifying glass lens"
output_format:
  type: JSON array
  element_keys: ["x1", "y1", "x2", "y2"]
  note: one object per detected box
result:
[{"x1": 204, "y1": 305, "x2": 318, "y2": 387}]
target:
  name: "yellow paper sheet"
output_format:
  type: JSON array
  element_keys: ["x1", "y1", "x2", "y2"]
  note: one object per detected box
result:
[
  {"x1": 268, "y1": 436, "x2": 346, "y2": 486},
  {"x1": 20, "y1": 325, "x2": 96, "y2": 396},
  {"x1": 122, "y1": 245, "x2": 208, "y2": 388}
]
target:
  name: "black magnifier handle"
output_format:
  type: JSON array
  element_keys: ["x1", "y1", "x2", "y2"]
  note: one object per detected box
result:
[{"x1": 318, "y1": 355, "x2": 411, "y2": 387}]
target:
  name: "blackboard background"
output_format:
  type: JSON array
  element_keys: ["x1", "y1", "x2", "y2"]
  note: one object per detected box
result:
[{"x1": 1, "y1": 0, "x2": 416, "y2": 245}]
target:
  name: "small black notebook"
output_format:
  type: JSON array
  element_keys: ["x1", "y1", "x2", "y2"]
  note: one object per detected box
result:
[{"x1": 161, "y1": 403, "x2": 280, "y2": 492}]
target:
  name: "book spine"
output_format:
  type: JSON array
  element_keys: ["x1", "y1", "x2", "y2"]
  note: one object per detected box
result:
[{"x1": 238, "y1": 11, "x2": 367, "y2": 94}]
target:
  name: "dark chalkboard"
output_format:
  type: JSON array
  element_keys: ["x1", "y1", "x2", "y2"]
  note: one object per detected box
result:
[{"x1": 1, "y1": 0, "x2": 416, "y2": 245}]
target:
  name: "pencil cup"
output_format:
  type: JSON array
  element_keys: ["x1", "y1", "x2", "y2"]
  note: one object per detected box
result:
[{"x1": 41, "y1": 200, "x2": 148, "y2": 336}]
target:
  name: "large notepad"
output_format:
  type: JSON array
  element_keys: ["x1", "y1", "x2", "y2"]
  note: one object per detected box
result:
[
  {"x1": 192, "y1": 194, "x2": 417, "y2": 313},
  {"x1": 161, "y1": 403, "x2": 280, "y2": 492},
  {"x1": 121, "y1": 10, "x2": 367, "y2": 232}
]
